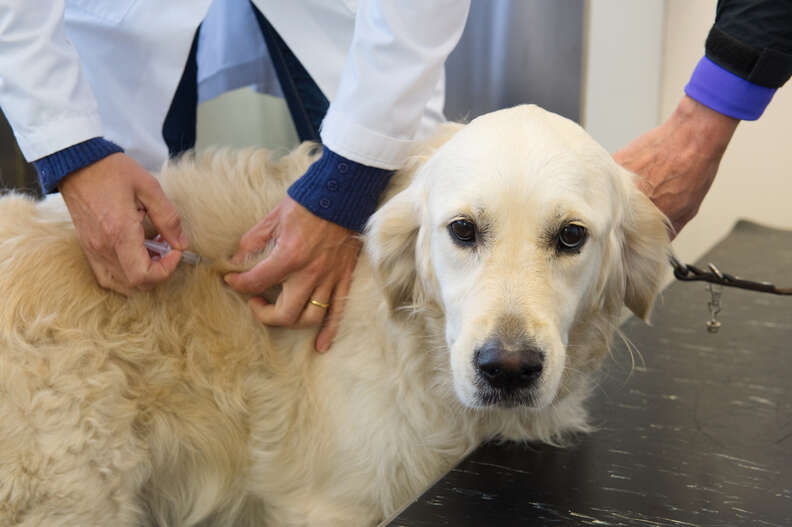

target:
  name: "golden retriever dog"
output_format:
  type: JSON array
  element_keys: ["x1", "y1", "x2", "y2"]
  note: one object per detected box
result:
[{"x1": 0, "y1": 105, "x2": 669, "y2": 526}]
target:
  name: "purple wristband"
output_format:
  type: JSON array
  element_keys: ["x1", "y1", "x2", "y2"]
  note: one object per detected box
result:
[{"x1": 685, "y1": 56, "x2": 776, "y2": 121}]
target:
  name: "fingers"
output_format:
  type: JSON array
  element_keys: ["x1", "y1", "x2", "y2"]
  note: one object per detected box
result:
[
  {"x1": 225, "y1": 251, "x2": 292, "y2": 295},
  {"x1": 112, "y1": 223, "x2": 182, "y2": 291},
  {"x1": 225, "y1": 196, "x2": 362, "y2": 352},
  {"x1": 248, "y1": 294, "x2": 330, "y2": 330},
  {"x1": 84, "y1": 234, "x2": 181, "y2": 294},
  {"x1": 299, "y1": 282, "x2": 334, "y2": 329},
  {"x1": 59, "y1": 154, "x2": 185, "y2": 294},
  {"x1": 236, "y1": 247, "x2": 356, "y2": 353},
  {"x1": 246, "y1": 274, "x2": 338, "y2": 352},
  {"x1": 136, "y1": 177, "x2": 189, "y2": 251},
  {"x1": 247, "y1": 273, "x2": 316, "y2": 327},
  {"x1": 232, "y1": 214, "x2": 278, "y2": 264},
  {"x1": 229, "y1": 245, "x2": 355, "y2": 353},
  {"x1": 315, "y1": 266, "x2": 354, "y2": 353}
]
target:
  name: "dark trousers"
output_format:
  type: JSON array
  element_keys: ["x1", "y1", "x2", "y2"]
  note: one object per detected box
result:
[{"x1": 162, "y1": 6, "x2": 329, "y2": 157}]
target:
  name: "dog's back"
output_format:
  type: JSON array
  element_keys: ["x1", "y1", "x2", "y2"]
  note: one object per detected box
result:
[
  {"x1": 0, "y1": 146, "x2": 325, "y2": 525},
  {"x1": 0, "y1": 135, "x2": 468, "y2": 526}
]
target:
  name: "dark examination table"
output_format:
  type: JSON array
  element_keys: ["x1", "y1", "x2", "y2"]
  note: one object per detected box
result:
[{"x1": 386, "y1": 221, "x2": 792, "y2": 527}]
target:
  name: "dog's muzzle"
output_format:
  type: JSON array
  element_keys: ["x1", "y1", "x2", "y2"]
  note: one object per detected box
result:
[{"x1": 473, "y1": 337, "x2": 544, "y2": 406}]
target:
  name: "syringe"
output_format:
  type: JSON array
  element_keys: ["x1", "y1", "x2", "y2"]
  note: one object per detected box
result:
[{"x1": 143, "y1": 239, "x2": 204, "y2": 266}]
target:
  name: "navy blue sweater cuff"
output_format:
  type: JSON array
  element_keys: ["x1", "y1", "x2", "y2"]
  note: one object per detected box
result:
[
  {"x1": 33, "y1": 137, "x2": 124, "y2": 194},
  {"x1": 287, "y1": 147, "x2": 393, "y2": 232}
]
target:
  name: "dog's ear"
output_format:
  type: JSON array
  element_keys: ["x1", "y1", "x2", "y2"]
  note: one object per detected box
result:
[
  {"x1": 621, "y1": 178, "x2": 671, "y2": 321},
  {"x1": 366, "y1": 122, "x2": 463, "y2": 314},
  {"x1": 365, "y1": 183, "x2": 428, "y2": 314}
]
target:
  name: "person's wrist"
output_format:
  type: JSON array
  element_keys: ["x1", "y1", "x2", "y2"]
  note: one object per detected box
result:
[
  {"x1": 35, "y1": 137, "x2": 124, "y2": 194},
  {"x1": 671, "y1": 96, "x2": 739, "y2": 157},
  {"x1": 57, "y1": 152, "x2": 122, "y2": 194},
  {"x1": 287, "y1": 147, "x2": 393, "y2": 233}
]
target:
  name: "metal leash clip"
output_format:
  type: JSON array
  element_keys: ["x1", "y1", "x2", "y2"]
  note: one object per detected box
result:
[
  {"x1": 705, "y1": 264, "x2": 723, "y2": 333},
  {"x1": 669, "y1": 255, "x2": 792, "y2": 334},
  {"x1": 705, "y1": 284, "x2": 723, "y2": 333},
  {"x1": 669, "y1": 255, "x2": 792, "y2": 294}
]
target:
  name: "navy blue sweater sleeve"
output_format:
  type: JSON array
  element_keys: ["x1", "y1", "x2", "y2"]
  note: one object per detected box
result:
[
  {"x1": 288, "y1": 147, "x2": 393, "y2": 233},
  {"x1": 33, "y1": 137, "x2": 123, "y2": 194}
]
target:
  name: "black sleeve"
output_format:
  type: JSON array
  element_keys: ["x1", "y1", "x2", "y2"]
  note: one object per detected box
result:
[{"x1": 705, "y1": 0, "x2": 792, "y2": 88}]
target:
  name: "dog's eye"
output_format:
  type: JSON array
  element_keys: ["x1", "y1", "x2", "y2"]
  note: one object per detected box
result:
[
  {"x1": 448, "y1": 219, "x2": 476, "y2": 245},
  {"x1": 558, "y1": 223, "x2": 587, "y2": 251}
]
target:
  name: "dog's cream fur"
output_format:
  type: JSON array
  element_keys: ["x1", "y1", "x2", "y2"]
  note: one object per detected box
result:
[{"x1": 0, "y1": 106, "x2": 669, "y2": 527}]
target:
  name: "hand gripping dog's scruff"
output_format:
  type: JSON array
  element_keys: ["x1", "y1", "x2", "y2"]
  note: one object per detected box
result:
[{"x1": 0, "y1": 106, "x2": 669, "y2": 526}]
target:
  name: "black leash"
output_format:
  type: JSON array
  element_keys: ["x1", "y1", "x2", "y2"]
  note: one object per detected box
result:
[
  {"x1": 669, "y1": 255, "x2": 792, "y2": 295},
  {"x1": 669, "y1": 256, "x2": 792, "y2": 333}
]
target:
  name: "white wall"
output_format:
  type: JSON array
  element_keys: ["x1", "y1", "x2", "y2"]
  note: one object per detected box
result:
[
  {"x1": 584, "y1": 0, "x2": 792, "y2": 280},
  {"x1": 582, "y1": 0, "x2": 665, "y2": 153}
]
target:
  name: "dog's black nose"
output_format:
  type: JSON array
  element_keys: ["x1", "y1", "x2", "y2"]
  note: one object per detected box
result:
[{"x1": 474, "y1": 338, "x2": 544, "y2": 391}]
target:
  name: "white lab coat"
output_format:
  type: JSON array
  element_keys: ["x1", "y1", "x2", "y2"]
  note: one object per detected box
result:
[{"x1": 0, "y1": 0, "x2": 469, "y2": 172}]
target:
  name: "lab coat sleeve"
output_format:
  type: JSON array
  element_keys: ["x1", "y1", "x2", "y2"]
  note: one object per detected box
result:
[
  {"x1": 319, "y1": 0, "x2": 470, "y2": 170},
  {"x1": 0, "y1": 0, "x2": 105, "y2": 161}
]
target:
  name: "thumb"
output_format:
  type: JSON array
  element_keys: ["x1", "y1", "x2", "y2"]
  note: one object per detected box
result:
[
  {"x1": 232, "y1": 217, "x2": 277, "y2": 265},
  {"x1": 137, "y1": 178, "x2": 189, "y2": 251}
]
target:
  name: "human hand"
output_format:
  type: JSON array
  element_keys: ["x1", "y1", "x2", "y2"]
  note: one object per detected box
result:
[
  {"x1": 613, "y1": 96, "x2": 739, "y2": 235},
  {"x1": 58, "y1": 153, "x2": 188, "y2": 294},
  {"x1": 224, "y1": 196, "x2": 361, "y2": 353}
]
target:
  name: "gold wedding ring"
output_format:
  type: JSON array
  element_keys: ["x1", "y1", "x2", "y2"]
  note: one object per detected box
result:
[{"x1": 309, "y1": 298, "x2": 330, "y2": 309}]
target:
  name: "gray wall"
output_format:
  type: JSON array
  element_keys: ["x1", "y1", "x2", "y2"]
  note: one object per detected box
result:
[{"x1": 444, "y1": 0, "x2": 583, "y2": 123}]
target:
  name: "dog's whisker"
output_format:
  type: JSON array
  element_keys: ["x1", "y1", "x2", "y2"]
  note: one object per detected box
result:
[{"x1": 610, "y1": 323, "x2": 646, "y2": 381}]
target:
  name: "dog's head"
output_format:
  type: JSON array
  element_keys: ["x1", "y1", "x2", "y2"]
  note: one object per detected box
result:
[{"x1": 367, "y1": 105, "x2": 669, "y2": 410}]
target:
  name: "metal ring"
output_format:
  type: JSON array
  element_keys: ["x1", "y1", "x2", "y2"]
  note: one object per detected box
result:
[
  {"x1": 309, "y1": 298, "x2": 330, "y2": 309},
  {"x1": 707, "y1": 263, "x2": 724, "y2": 280}
]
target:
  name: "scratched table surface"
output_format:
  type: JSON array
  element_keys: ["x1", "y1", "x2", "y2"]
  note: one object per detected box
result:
[{"x1": 386, "y1": 220, "x2": 792, "y2": 527}]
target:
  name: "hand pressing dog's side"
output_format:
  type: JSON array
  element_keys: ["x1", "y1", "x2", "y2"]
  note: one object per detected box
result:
[{"x1": 0, "y1": 106, "x2": 669, "y2": 527}]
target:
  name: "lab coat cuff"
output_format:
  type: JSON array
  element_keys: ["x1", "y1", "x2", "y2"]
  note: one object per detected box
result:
[
  {"x1": 33, "y1": 137, "x2": 123, "y2": 194},
  {"x1": 288, "y1": 146, "x2": 393, "y2": 233},
  {"x1": 319, "y1": 109, "x2": 413, "y2": 170},
  {"x1": 15, "y1": 113, "x2": 106, "y2": 162}
]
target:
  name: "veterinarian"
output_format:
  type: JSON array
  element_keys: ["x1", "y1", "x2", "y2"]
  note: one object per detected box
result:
[
  {"x1": 2, "y1": 0, "x2": 788, "y2": 351},
  {"x1": 615, "y1": 0, "x2": 792, "y2": 235},
  {"x1": 0, "y1": 0, "x2": 470, "y2": 352}
]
